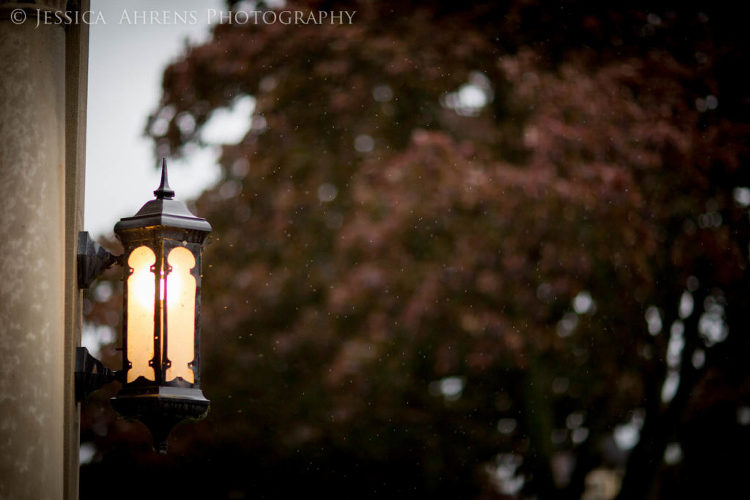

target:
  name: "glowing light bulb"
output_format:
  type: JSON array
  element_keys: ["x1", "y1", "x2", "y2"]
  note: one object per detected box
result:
[
  {"x1": 126, "y1": 246, "x2": 156, "y2": 382},
  {"x1": 165, "y1": 247, "x2": 196, "y2": 383}
]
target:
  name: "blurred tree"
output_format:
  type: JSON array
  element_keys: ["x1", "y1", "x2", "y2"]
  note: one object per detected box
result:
[{"x1": 82, "y1": 1, "x2": 750, "y2": 499}]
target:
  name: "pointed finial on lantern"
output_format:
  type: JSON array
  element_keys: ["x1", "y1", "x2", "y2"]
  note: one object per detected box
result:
[{"x1": 154, "y1": 158, "x2": 175, "y2": 200}]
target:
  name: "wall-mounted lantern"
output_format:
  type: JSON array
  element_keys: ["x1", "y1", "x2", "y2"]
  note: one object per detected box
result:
[{"x1": 76, "y1": 159, "x2": 211, "y2": 453}]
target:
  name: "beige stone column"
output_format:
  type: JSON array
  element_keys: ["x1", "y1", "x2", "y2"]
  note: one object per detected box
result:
[
  {"x1": 0, "y1": 1, "x2": 88, "y2": 499},
  {"x1": 64, "y1": 1, "x2": 89, "y2": 499}
]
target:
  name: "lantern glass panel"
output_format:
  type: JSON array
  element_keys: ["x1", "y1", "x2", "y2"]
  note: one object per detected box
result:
[
  {"x1": 165, "y1": 247, "x2": 196, "y2": 383},
  {"x1": 126, "y1": 245, "x2": 156, "y2": 383}
]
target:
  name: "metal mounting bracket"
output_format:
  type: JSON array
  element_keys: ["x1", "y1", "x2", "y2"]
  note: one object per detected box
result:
[
  {"x1": 75, "y1": 347, "x2": 121, "y2": 402},
  {"x1": 77, "y1": 231, "x2": 119, "y2": 289}
]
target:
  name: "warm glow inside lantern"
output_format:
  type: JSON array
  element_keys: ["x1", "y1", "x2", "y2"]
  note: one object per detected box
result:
[{"x1": 110, "y1": 161, "x2": 211, "y2": 453}]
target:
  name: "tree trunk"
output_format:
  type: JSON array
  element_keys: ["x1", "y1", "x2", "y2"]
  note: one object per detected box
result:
[{"x1": 616, "y1": 288, "x2": 707, "y2": 500}]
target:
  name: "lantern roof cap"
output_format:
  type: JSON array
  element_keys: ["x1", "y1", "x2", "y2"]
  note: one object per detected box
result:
[
  {"x1": 154, "y1": 158, "x2": 175, "y2": 200},
  {"x1": 114, "y1": 159, "x2": 212, "y2": 234}
]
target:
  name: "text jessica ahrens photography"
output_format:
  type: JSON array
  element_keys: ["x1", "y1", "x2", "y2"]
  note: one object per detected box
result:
[{"x1": 13, "y1": 8, "x2": 356, "y2": 27}]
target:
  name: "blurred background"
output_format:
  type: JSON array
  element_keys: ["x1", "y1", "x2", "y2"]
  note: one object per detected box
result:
[
  {"x1": 80, "y1": 1, "x2": 750, "y2": 499},
  {"x1": 84, "y1": 0, "x2": 225, "y2": 236}
]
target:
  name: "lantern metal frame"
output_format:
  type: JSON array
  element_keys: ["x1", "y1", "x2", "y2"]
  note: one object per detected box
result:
[{"x1": 75, "y1": 160, "x2": 211, "y2": 453}]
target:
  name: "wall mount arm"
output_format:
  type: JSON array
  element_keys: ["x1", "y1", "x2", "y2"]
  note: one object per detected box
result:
[
  {"x1": 75, "y1": 346, "x2": 122, "y2": 402},
  {"x1": 76, "y1": 232, "x2": 123, "y2": 401},
  {"x1": 77, "y1": 231, "x2": 120, "y2": 289}
]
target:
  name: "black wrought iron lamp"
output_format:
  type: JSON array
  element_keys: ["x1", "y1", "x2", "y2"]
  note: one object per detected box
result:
[{"x1": 77, "y1": 159, "x2": 211, "y2": 453}]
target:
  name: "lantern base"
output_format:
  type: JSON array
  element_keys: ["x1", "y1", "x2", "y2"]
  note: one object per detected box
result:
[{"x1": 111, "y1": 386, "x2": 209, "y2": 454}]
